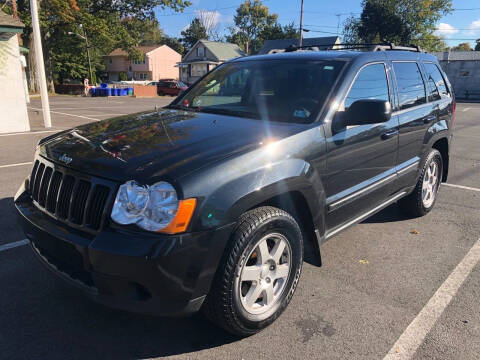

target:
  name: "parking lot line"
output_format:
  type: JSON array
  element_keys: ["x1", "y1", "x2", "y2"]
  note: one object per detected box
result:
[
  {"x1": 0, "y1": 239, "x2": 29, "y2": 252},
  {"x1": 0, "y1": 162, "x2": 33, "y2": 169},
  {"x1": 384, "y1": 237, "x2": 480, "y2": 359},
  {"x1": 28, "y1": 107, "x2": 99, "y2": 121},
  {"x1": 444, "y1": 183, "x2": 480, "y2": 193},
  {"x1": 461, "y1": 107, "x2": 471, "y2": 112}
]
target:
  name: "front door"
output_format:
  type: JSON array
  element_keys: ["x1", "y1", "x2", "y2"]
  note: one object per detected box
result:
[{"x1": 323, "y1": 62, "x2": 399, "y2": 232}]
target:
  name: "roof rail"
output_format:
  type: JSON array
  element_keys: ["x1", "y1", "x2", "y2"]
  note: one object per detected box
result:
[{"x1": 285, "y1": 42, "x2": 423, "y2": 53}]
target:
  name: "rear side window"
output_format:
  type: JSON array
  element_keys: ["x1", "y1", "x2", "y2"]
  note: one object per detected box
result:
[
  {"x1": 393, "y1": 62, "x2": 426, "y2": 110},
  {"x1": 424, "y1": 63, "x2": 449, "y2": 100},
  {"x1": 344, "y1": 63, "x2": 389, "y2": 109}
]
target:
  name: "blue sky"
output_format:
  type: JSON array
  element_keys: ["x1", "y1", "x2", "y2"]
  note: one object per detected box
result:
[{"x1": 155, "y1": 0, "x2": 480, "y2": 47}]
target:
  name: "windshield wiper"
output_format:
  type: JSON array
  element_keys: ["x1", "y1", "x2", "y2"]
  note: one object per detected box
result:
[{"x1": 166, "y1": 104, "x2": 202, "y2": 112}]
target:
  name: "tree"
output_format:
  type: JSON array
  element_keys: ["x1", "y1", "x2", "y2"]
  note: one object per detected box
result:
[
  {"x1": 343, "y1": 0, "x2": 452, "y2": 52},
  {"x1": 476, "y1": 39, "x2": 480, "y2": 51},
  {"x1": 13, "y1": 0, "x2": 191, "y2": 92},
  {"x1": 227, "y1": 0, "x2": 278, "y2": 54},
  {"x1": 196, "y1": 9, "x2": 221, "y2": 41},
  {"x1": 451, "y1": 42, "x2": 472, "y2": 51},
  {"x1": 180, "y1": 18, "x2": 208, "y2": 51}
]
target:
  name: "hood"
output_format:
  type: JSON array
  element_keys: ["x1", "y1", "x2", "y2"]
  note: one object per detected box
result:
[{"x1": 38, "y1": 109, "x2": 304, "y2": 183}]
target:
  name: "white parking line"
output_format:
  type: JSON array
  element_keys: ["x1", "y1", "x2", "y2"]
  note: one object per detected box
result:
[
  {"x1": 0, "y1": 162, "x2": 33, "y2": 169},
  {"x1": 28, "y1": 107, "x2": 99, "y2": 121},
  {"x1": 384, "y1": 237, "x2": 480, "y2": 359},
  {"x1": 0, "y1": 130, "x2": 60, "y2": 137},
  {"x1": 0, "y1": 239, "x2": 29, "y2": 252},
  {"x1": 444, "y1": 183, "x2": 480, "y2": 193},
  {"x1": 462, "y1": 107, "x2": 471, "y2": 112}
]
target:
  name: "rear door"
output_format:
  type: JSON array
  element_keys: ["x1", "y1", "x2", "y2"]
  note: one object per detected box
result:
[
  {"x1": 391, "y1": 61, "x2": 437, "y2": 189},
  {"x1": 323, "y1": 62, "x2": 399, "y2": 231}
]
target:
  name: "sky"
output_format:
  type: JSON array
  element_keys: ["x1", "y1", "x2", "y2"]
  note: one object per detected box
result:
[{"x1": 155, "y1": 0, "x2": 480, "y2": 48}]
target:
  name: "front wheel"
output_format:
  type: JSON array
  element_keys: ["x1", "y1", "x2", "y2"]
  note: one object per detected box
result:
[
  {"x1": 399, "y1": 148, "x2": 443, "y2": 217},
  {"x1": 202, "y1": 206, "x2": 303, "y2": 336}
]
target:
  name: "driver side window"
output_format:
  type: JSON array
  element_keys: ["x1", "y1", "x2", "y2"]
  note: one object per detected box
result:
[{"x1": 344, "y1": 63, "x2": 389, "y2": 109}]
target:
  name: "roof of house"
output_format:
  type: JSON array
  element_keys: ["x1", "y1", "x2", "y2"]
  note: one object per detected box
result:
[
  {"x1": 434, "y1": 51, "x2": 480, "y2": 61},
  {"x1": 258, "y1": 36, "x2": 340, "y2": 54},
  {"x1": 108, "y1": 45, "x2": 162, "y2": 57},
  {"x1": 0, "y1": 11, "x2": 24, "y2": 29},
  {"x1": 201, "y1": 40, "x2": 245, "y2": 61}
]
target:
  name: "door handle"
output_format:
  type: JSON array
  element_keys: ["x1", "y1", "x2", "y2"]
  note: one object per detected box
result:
[
  {"x1": 381, "y1": 129, "x2": 398, "y2": 140},
  {"x1": 424, "y1": 115, "x2": 436, "y2": 124}
]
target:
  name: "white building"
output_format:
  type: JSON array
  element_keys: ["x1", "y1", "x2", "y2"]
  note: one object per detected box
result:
[{"x1": 0, "y1": 12, "x2": 29, "y2": 134}]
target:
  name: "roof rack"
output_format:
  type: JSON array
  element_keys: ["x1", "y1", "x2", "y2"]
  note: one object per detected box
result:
[{"x1": 284, "y1": 42, "x2": 423, "y2": 53}]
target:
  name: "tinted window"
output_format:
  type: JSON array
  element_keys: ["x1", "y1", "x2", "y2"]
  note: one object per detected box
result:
[
  {"x1": 344, "y1": 63, "x2": 389, "y2": 109},
  {"x1": 174, "y1": 60, "x2": 345, "y2": 123},
  {"x1": 424, "y1": 63, "x2": 449, "y2": 99},
  {"x1": 393, "y1": 62, "x2": 426, "y2": 110}
]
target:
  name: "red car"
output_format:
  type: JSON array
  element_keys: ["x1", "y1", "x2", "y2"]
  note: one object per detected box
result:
[{"x1": 149, "y1": 79, "x2": 188, "y2": 96}]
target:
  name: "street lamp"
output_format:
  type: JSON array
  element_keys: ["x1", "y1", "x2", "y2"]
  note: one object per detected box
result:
[{"x1": 68, "y1": 25, "x2": 93, "y2": 85}]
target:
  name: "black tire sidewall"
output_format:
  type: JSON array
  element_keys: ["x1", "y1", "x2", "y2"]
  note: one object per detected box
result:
[{"x1": 231, "y1": 215, "x2": 303, "y2": 331}]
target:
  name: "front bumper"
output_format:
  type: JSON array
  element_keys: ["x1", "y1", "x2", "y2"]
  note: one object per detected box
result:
[{"x1": 15, "y1": 184, "x2": 234, "y2": 317}]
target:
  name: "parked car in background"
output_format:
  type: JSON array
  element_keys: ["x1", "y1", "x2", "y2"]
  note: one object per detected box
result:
[{"x1": 148, "y1": 79, "x2": 188, "y2": 96}]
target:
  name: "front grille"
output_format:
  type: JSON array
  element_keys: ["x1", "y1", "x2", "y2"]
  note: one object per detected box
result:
[{"x1": 29, "y1": 159, "x2": 113, "y2": 231}]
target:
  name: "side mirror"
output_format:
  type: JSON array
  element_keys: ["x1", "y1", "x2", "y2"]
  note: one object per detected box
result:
[{"x1": 345, "y1": 99, "x2": 392, "y2": 126}]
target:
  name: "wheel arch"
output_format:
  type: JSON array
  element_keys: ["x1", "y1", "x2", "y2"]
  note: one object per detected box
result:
[{"x1": 432, "y1": 137, "x2": 449, "y2": 182}]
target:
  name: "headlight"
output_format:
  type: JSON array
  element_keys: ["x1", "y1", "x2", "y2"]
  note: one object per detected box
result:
[{"x1": 111, "y1": 180, "x2": 195, "y2": 233}]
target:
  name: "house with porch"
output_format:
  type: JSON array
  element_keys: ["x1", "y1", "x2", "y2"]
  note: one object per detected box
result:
[
  {"x1": 177, "y1": 40, "x2": 245, "y2": 85},
  {"x1": 105, "y1": 45, "x2": 181, "y2": 82}
]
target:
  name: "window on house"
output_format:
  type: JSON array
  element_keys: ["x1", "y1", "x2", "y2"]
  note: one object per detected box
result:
[
  {"x1": 191, "y1": 64, "x2": 208, "y2": 77},
  {"x1": 393, "y1": 62, "x2": 427, "y2": 110},
  {"x1": 133, "y1": 57, "x2": 146, "y2": 65},
  {"x1": 138, "y1": 73, "x2": 148, "y2": 80},
  {"x1": 109, "y1": 58, "x2": 112, "y2": 64},
  {"x1": 197, "y1": 47, "x2": 205, "y2": 57}
]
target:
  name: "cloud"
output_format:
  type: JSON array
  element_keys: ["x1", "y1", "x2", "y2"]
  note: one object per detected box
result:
[
  {"x1": 434, "y1": 23, "x2": 458, "y2": 38},
  {"x1": 466, "y1": 19, "x2": 480, "y2": 36}
]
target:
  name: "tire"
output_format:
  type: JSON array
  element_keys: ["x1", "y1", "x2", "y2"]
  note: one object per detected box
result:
[
  {"x1": 202, "y1": 206, "x2": 303, "y2": 336},
  {"x1": 398, "y1": 149, "x2": 443, "y2": 217}
]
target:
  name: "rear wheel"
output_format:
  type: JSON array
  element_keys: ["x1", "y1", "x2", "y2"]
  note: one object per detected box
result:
[
  {"x1": 202, "y1": 206, "x2": 303, "y2": 336},
  {"x1": 399, "y1": 149, "x2": 443, "y2": 217}
]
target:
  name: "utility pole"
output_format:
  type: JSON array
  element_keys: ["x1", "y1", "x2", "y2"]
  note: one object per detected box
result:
[
  {"x1": 299, "y1": 0, "x2": 304, "y2": 47},
  {"x1": 30, "y1": 0, "x2": 52, "y2": 128},
  {"x1": 68, "y1": 25, "x2": 94, "y2": 84},
  {"x1": 83, "y1": 27, "x2": 94, "y2": 85}
]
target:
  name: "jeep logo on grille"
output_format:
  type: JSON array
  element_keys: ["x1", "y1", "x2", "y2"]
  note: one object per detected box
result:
[{"x1": 58, "y1": 154, "x2": 72, "y2": 165}]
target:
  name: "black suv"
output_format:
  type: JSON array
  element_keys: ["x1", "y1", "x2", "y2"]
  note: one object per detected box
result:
[{"x1": 15, "y1": 44, "x2": 454, "y2": 336}]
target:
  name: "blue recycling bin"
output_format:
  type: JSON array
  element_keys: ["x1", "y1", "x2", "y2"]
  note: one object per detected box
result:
[
  {"x1": 111, "y1": 88, "x2": 116, "y2": 96},
  {"x1": 90, "y1": 88, "x2": 96, "y2": 97},
  {"x1": 116, "y1": 88, "x2": 121, "y2": 96},
  {"x1": 100, "y1": 83, "x2": 108, "y2": 89},
  {"x1": 122, "y1": 89, "x2": 128, "y2": 96}
]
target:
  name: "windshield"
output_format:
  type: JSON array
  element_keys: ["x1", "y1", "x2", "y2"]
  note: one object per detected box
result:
[{"x1": 171, "y1": 59, "x2": 345, "y2": 123}]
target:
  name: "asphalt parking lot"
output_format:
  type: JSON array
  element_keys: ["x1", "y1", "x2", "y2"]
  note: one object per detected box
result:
[{"x1": 1, "y1": 97, "x2": 479, "y2": 359}]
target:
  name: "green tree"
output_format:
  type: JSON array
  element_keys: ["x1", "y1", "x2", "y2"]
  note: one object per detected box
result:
[
  {"x1": 343, "y1": 0, "x2": 452, "y2": 52},
  {"x1": 451, "y1": 42, "x2": 472, "y2": 51},
  {"x1": 180, "y1": 18, "x2": 208, "y2": 52},
  {"x1": 227, "y1": 0, "x2": 278, "y2": 54}
]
